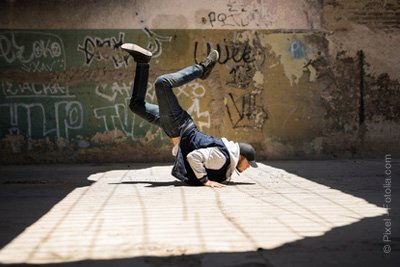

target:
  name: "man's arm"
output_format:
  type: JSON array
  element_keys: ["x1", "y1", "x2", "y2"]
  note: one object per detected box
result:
[{"x1": 186, "y1": 147, "x2": 227, "y2": 187}]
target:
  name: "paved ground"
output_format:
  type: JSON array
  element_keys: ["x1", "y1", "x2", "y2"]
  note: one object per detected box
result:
[{"x1": 0, "y1": 159, "x2": 398, "y2": 267}]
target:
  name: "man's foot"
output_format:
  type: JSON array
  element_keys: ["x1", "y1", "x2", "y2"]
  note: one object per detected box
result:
[
  {"x1": 121, "y1": 43, "x2": 152, "y2": 63},
  {"x1": 199, "y1": 50, "x2": 219, "y2": 80}
]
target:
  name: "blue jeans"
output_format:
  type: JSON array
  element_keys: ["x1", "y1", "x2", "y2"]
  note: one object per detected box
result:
[{"x1": 129, "y1": 63, "x2": 203, "y2": 138}]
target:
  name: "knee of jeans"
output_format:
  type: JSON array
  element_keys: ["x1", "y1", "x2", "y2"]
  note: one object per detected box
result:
[
  {"x1": 155, "y1": 75, "x2": 172, "y2": 89},
  {"x1": 129, "y1": 99, "x2": 145, "y2": 113}
]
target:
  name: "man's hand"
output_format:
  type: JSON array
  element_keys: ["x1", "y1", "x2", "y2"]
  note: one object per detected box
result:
[{"x1": 203, "y1": 180, "x2": 225, "y2": 188}]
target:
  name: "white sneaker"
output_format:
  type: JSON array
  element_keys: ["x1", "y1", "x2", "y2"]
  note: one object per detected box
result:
[{"x1": 121, "y1": 43, "x2": 152, "y2": 63}]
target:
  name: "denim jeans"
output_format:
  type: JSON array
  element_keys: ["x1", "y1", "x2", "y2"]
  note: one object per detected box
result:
[{"x1": 129, "y1": 63, "x2": 203, "y2": 138}]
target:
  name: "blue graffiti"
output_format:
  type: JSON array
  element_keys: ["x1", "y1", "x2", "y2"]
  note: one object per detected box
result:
[{"x1": 289, "y1": 41, "x2": 314, "y2": 61}]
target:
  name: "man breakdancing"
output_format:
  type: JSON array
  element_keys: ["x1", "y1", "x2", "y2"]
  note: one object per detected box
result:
[{"x1": 121, "y1": 43, "x2": 258, "y2": 188}]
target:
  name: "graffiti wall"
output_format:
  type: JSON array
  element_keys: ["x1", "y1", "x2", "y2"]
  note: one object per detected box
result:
[{"x1": 0, "y1": 0, "x2": 399, "y2": 162}]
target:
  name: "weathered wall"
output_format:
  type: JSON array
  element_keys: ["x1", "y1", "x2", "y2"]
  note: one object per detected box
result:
[{"x1": 0, "y1": 0, "x2": 398, "y2": 163}]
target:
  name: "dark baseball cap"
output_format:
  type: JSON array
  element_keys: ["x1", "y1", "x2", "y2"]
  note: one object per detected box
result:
[{"x1": 238, "y1": 142, "x2": 258, "y2": 168}]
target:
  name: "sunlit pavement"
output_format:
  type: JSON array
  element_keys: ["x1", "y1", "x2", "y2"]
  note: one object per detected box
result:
[{"x1": 0, "y1": 160, "x2": 398, "y2": 266}]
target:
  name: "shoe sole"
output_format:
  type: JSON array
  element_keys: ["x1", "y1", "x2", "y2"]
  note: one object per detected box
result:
[{"x1": 121, "y1": 43, "x2": 153, "y2": 57}]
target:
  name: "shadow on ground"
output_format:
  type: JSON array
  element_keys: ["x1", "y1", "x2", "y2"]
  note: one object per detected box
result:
[
  {"x1": 111, "y1": 180, "x2": 256, "y2": 187},
  {"x1": 265, "y1": 159, "x2": 400, "y2": 207},
  {"x1": 0, "y1": 163, "x2": 252, "y2": 251},
  {"x1": 1, "y1": 215, "x2": 398, "y2": 267},
  {"x1": 0, "y1": 164, "x2": 138, "y2": 250},
  {"x1": 0, "y1": 160, "x2": 399, "y2": 267}
]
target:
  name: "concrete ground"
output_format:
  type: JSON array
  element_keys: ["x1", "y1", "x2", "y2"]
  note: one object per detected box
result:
[{"x1": 0, "y1": 159, "x2": 398, "y2": 267}]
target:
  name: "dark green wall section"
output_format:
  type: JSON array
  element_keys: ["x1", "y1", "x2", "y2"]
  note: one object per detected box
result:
[{"x1": 1, "y1": 30, "x2": 180, "y2": 160}]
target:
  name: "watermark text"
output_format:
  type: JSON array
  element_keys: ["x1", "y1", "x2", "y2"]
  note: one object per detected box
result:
[{"x1": 382, "y1": 154, "x2": 392, "y2": 253}]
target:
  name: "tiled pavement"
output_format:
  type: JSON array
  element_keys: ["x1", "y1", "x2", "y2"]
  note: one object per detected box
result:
[{"x1": 0, "y1": 160, "x2": 398, "y2": 266}]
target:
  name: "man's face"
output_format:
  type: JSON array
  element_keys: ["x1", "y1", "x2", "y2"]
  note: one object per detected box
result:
[{"x1": 236, "y1": 155, "x2": 250, "y2": 173}]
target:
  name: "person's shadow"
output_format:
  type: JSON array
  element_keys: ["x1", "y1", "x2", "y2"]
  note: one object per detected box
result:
[{"x1": 109, "y1": 180, "x2": 256, "y2": 187}]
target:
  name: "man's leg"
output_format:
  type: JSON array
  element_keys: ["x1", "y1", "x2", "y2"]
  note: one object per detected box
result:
[
  {"x1": 154, "y1": 65, "x2": 203, "y2": 138},
  {"x1": 129, "y1": 62, "x2": 161, "y2": 127},
  {"x1": 123, "y1": 43, "x2": 219, "y2": 138},
  {"x1": 154, "y1": 50, "x2": 219, "y2": 138},
  {"x1": 122, "y1": 43, "x2": 162, "y2": 127}
]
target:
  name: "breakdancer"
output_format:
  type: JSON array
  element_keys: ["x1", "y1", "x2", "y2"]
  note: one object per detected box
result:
[{"x1": 121, "y1": 43, "x2": 257, "y2": 188}]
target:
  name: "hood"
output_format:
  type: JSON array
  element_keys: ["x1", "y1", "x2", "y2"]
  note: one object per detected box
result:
[{"x1": 222, "y1": 138, "x2": 240, "y2": 179}]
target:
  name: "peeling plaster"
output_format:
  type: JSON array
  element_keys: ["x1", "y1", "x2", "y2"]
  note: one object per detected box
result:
[{"x1": 261, "y1": 34, "x2": 320, "y2": 86}]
